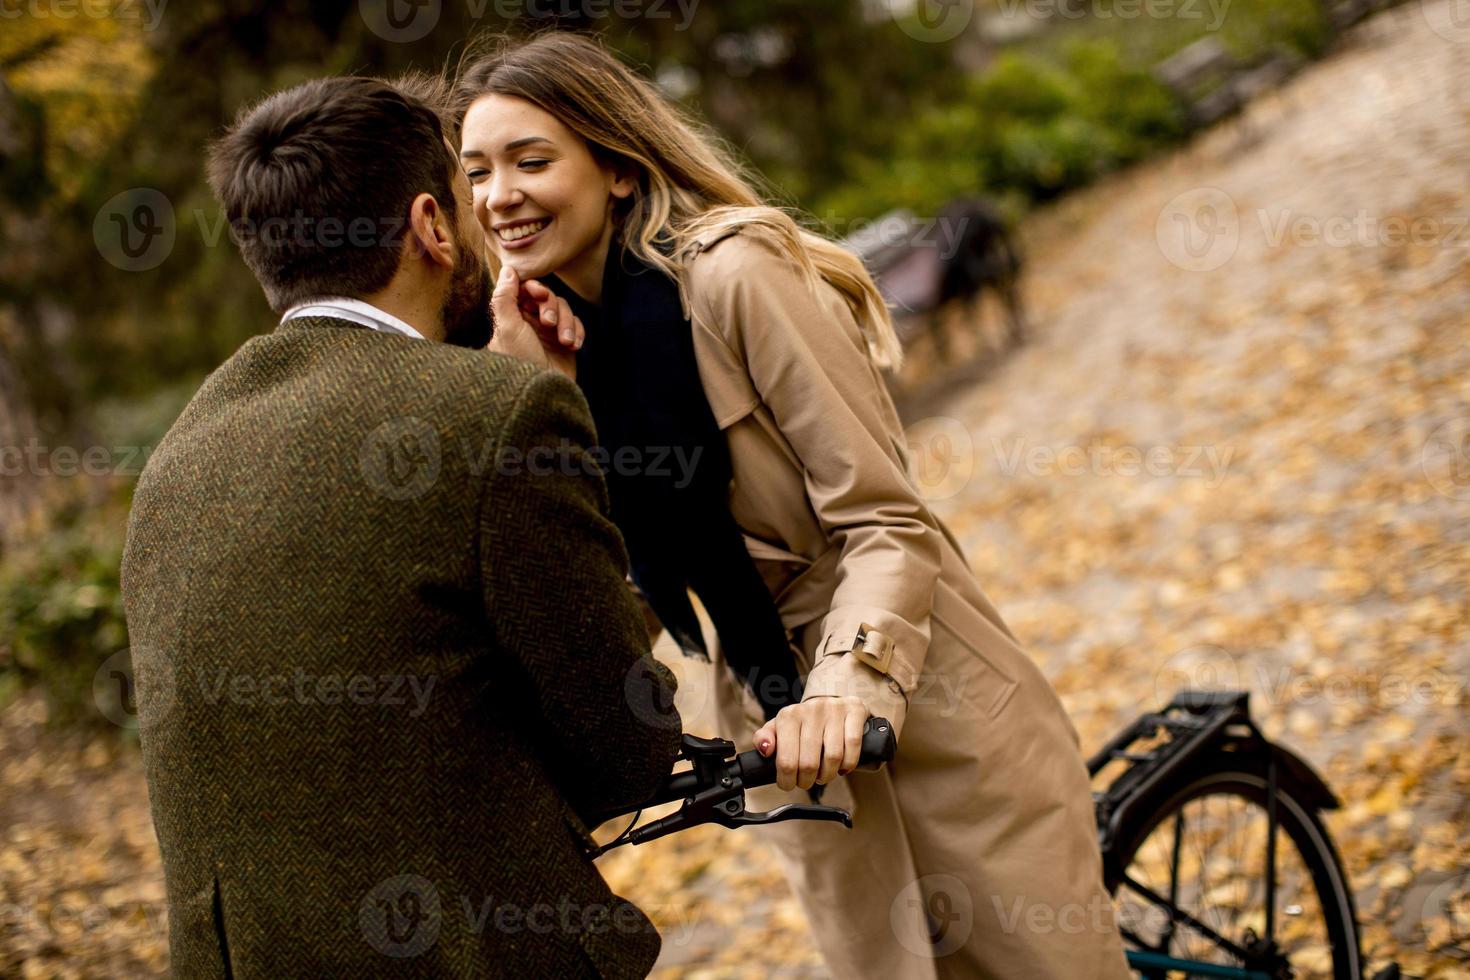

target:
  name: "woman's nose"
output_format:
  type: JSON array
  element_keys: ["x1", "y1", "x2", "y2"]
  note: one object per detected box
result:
[{"x1": 485, "y1": 172, "x2": 524, "y2": 216}]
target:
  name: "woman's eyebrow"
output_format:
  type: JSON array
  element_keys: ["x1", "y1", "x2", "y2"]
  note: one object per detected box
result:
[{"x1": 461, "y1": 136, "x2": 553, "y2": 160}]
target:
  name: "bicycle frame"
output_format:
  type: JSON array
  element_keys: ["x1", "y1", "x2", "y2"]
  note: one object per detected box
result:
[{"x1": 1124, "y1": 949, "x2": 1276, "y2": 979}]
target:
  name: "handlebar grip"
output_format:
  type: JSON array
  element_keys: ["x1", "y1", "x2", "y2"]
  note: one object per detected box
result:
[
  {"x1": 736, "y1": 716, "x2": 897, "y2": 789},
  {"x1": 855, "y1": 716, "x2": 897, "y2": 771}
]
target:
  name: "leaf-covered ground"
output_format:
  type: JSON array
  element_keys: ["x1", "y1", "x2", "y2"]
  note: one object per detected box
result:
[{"x1": 3, "y1": 3, "x2": 1467, "y2": 977}]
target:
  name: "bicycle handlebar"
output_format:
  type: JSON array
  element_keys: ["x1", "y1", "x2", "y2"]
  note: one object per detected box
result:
[
  {"x1": 589, "y1": 717, "x2": 897, "y2": 856},
  {"x1": 646, "y1": 716, "x2": 898, "y2": 808}
]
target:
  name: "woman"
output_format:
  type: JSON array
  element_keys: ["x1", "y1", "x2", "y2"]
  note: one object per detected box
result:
[{"x1": 454, "y1": 32, "x2": 1130, "y2": 980}]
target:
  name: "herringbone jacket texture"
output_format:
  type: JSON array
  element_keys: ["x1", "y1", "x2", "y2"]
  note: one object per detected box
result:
[{"x1": 120, "y1": 315, "x2": 682, "y2": 978}]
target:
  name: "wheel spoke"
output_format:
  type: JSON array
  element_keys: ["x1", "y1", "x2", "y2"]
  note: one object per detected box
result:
[{"x1": 1111, "y1": 772, "x2": 1356, "y2": 979}]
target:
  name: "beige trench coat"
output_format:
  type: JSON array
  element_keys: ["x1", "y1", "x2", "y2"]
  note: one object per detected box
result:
[{"x1": 653, "y1": 224, "x2": 1133, "y2": 979}]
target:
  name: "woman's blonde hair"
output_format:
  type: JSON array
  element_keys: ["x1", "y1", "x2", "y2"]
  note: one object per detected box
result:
[{"x1": 450, "y1": 30, "x2": 903, "y2": 370}]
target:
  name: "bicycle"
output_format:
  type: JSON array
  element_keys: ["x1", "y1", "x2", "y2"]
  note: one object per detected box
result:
[{"x1": 594, "y1": 690, "x2": 1397, "y2": 979}]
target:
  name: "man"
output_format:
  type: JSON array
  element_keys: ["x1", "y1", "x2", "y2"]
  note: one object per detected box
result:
[{"x1": 119, "y1": 75, "x2": 681, "y2": 978}]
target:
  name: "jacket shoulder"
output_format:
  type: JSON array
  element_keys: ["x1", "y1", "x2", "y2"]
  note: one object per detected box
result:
[
  {"x1": 684, "y1": 223, "x2": 782, "y2": 285},
  {"x1": 682, "y1": 226, "x2": 810, "y2": 340}
]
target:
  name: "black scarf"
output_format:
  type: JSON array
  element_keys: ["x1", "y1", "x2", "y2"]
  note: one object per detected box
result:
[{"x1": 543, "y1": 240, "x2": 803, "y2": 722}]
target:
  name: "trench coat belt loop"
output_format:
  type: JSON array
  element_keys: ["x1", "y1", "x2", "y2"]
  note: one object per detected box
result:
[{"x1": 743, "y1": 536, "x2": 843, "y2": 637}]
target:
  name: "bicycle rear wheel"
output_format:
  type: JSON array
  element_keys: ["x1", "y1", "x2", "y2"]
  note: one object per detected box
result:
[{"x1": 1106, "y1": 754, "x2": 1361, "y2": 980}]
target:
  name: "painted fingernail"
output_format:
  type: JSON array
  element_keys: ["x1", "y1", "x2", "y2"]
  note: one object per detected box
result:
[
  {"x1": 757, "y1": 739, "x2": 771, "y2": 754},
  {"x1": 838, "y1": 768, "x2": 851, "y2": 776}
]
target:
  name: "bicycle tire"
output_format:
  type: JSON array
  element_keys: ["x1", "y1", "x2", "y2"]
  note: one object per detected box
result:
[{"x1": 1106, "y1": 752, "x2": 1362, "y2": 980}]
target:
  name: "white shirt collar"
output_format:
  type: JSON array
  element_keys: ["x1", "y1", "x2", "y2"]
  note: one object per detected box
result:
[{"x1": 280, "y1": 297, "x2": 426, "y2": 341}]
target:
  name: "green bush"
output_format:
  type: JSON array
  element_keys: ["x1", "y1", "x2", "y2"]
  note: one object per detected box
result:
[
  {"x1": 817, "y1": 38, "x2": 1183, "y2": 222},
  {"x1": 0, "y1": 486, "x2": 132, "y2": 729}
]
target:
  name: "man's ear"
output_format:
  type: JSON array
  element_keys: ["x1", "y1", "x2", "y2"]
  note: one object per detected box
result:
[{"x1": 406, "y1": 192, "x2": 455, "y2": 270}]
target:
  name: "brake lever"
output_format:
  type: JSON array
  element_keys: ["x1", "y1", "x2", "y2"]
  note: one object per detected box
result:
[
  {"x1": 602, "y1": 781, "x2": 851, "y2": 853},
  {"x1": 725, "y1": 801, "x2": 853, "y2": 829}
]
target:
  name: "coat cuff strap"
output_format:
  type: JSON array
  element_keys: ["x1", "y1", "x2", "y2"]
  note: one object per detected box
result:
[{"x1": 816, "y1": 606, "x2": 926, "y2": 696}]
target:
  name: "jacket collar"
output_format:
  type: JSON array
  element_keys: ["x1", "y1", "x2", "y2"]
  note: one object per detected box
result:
[{"x1": 278, "y1": 297, "x2": 426, "y2": 339}]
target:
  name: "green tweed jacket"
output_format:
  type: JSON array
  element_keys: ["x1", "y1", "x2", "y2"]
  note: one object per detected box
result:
[{"x1": 120, "y1": 315, "x2": 683, "y2": 978}]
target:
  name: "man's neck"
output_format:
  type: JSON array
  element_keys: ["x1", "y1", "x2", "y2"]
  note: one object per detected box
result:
[{"x1": 361, "y1": 284, "x2": 444, "y2": 343}]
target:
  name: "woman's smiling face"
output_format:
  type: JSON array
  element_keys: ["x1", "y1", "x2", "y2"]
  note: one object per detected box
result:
[{"x1": 460, "y1": 93, "x2": 635, "y2": 302}]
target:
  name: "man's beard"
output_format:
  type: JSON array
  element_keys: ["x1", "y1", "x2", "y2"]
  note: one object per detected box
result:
[{"x1": 440, "y1": 228, "x2": 492, "y2": 349}]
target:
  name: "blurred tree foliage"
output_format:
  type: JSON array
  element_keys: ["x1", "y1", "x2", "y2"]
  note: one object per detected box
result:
[
  {"x1": 0, "y1": 0, "x2": 1332, "y2": 726},
  {"x1": 0, "y1": 0, "x2": 946, "y2": 438}
]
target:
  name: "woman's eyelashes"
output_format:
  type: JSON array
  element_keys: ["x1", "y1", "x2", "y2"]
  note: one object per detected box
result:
[{"x1": 464, "y1": 159, "x2": 552, "y2": 183}]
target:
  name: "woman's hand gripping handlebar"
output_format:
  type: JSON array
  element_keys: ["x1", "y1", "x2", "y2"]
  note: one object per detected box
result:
[{"x1": 586, "y1": 718, "x2": 897, "y2": 858}]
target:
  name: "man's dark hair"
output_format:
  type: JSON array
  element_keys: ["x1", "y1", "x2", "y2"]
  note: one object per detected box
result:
[{"x1": 207, "y1": 75, "x2": 459, "y2": 313}]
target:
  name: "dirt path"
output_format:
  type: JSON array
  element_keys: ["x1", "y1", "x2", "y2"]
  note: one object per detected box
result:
[
  {"x1": 618, "y1": 5, "x2": 1470, "y2": 975},
  {"x1": 3, "y1": 4, "x2": 1467, "y2": 977}
]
